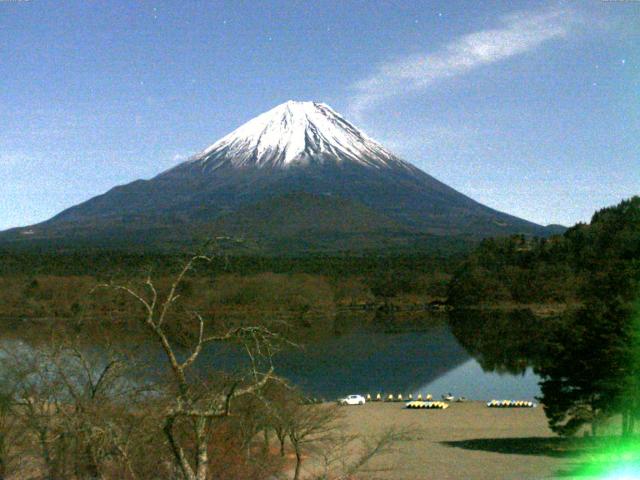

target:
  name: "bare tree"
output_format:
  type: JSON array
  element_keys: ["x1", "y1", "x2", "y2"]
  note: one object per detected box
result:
[
  {"x1": 1, "y1": 342, "x2": 66, "y2": 479},
  {"x1": 48, "y1": 335, "x2": 150, "y2": 479},
  {"x1": 1, "y1": 327, "x2": 156, "y2": 480},
  {"x1": 313, "y1": 427, "x2": 414, "y2": 480},
  {"x1": 263, "y1": 384, "x2": 294, "y2": 458},
  {"x1": 98, "y1": 253, "x2": 289, "y2": 480},
  {"x1": 287, "y1": 403, "x2": 341, "y2": 480},
  {"x1": 0, "y1": 384, "x2": 19, "y2": 479},
  {"x1": 264, "y1": 391, "x2": 413, "y2": 480}
]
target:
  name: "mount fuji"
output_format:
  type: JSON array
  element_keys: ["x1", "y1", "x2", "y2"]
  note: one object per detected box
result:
[{"x1": 1, "y1": 101, "x2": 562, "y2": 252}]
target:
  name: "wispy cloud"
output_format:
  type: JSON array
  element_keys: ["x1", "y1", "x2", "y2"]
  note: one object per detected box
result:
[{"x1": 349, "y1": 8, "x2": 574, "y2": 118}]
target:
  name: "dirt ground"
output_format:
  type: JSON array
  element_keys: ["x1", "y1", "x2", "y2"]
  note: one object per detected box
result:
[{"x1": 337, "y1": 401, "x2": 575, "y2": 480}]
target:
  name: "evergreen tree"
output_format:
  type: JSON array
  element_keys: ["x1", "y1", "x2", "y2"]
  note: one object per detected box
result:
[{"x1": 536, "y1": 197, "x2": 640, "y2": 436}]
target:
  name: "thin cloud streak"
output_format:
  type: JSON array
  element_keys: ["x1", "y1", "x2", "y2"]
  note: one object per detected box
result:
[{"x1": 348, "y1": 8, "x2": 573, "y2": 118}]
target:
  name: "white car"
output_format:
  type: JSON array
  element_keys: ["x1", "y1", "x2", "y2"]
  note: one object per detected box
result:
[{"x1": 339, "y1": 394, "x2": 366, "y2": 405}]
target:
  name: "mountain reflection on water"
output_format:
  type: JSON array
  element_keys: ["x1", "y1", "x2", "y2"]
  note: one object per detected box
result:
[
  {"x1": 0, "y1": 310, "x2": 545, "y2": 401},
  {"x1": 196, "y1": 310, "x2": 544, "y2": 400}
]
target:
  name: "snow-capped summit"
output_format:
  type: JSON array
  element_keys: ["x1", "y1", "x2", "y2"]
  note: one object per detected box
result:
[
  {"x1": 1, "y1": 99, "x2": 557, "y2": 250},
  {"x1": 190, "y1": 100, "x2": 411, "y2": 170}
]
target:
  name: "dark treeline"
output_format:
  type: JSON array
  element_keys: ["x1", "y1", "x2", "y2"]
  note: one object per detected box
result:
[
  {"x1": 0, "y1": 251, "x2": 462, "y2": 322},
  {"x1": 537, "y1": 197, "x2": 640, "y2": 436},
  {"x1": 0, "y1": 249, "x2": 464, "y2": 278}
]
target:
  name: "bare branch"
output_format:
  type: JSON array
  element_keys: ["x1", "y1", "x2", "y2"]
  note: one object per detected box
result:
[
  {"x1": 179, "y1": 312, "x2": 205, "y2": 371},
  {"x1": 145, "y1": 275, "x2": 158, "y2": 314},
  {"x1": 157, "y1": 254, "x2": 211, "y2": 327}
]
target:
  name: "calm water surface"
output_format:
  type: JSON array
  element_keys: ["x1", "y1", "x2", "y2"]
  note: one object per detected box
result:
[
  {"x1": 198, "y1": 321, "x2": 542, "y2": 400},
  {"x1": 1, "y1": 313, "x2": 542, "y2": 401}
]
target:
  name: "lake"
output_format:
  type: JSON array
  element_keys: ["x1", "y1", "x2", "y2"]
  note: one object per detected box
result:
[
  {"x1": 198, "y1": 319, "x2": 542, "y2": 401},
  {"x1": 1, "y1": 312, "x2": 543, "y2": 402}
]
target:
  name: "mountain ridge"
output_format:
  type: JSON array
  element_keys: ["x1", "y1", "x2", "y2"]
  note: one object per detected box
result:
[{"x1": 0, "y1": 101, "x2": 563, "y2": 252}]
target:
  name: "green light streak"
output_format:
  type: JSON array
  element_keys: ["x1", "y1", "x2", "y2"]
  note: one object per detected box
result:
[
  {"x1": 566, "y1": 299, "x2": 640, "y2": 479},
  {"x1": 570, "y1": 438, "x2": 640, "y2": 479}
]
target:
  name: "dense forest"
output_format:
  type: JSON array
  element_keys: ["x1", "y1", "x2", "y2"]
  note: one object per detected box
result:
[
  {"x1": 537, "y1": 197, "x2": 640, "y2": 436},
  {"x1": 448, "y1": 196, "x2": 640, "y2": 308},
  {"x1": 447, "y1": 234, "x2": 580, "y2": 307},
  {"x1": 450, "y1": 196, "x2": 640, "y2": 437}
]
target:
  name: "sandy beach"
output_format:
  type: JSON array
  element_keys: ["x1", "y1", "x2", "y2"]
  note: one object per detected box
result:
[{"x1": 338, "y1": 401, "x2": 572, "y2": 480}]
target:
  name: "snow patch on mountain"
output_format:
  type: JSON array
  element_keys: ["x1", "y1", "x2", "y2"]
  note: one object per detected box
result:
[{"x1": 190, "y1": 101, "x2": 414, "y2": 170}]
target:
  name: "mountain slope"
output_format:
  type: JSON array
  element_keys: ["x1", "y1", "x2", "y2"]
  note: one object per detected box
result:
[{"x1": 0, "y1": 100, "x2": 561, "y2": 251}]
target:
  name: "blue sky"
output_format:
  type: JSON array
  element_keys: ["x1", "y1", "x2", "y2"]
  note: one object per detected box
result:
[{"x1": 1, "y1": 0, "x2": 638, "y2": 230}]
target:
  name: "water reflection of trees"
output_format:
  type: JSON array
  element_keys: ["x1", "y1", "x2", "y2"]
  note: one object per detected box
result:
[
  {"x1": 449, "y1": 303, "x2": 640, "y2": 438},
  {"x1": 447, "y1": 309, "x2": 552, "y2": 375}
]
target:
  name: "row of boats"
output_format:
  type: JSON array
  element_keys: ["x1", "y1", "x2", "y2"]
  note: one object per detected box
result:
[
  {"x1": 406, "y1": 401, "x2": 450, "y2": 409},
  {"x1": 486, "y1": 400, "x2": 536, "y2": 408},
  {"x1": 366, "y1": 394, "x2": 536, "y2": 408},
  {"x1": 406, "y1": 399, "x2": 536, "y2": 409},
  {"x1": 366, "y1": 393, "x2": 469, "y2": 402}
]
